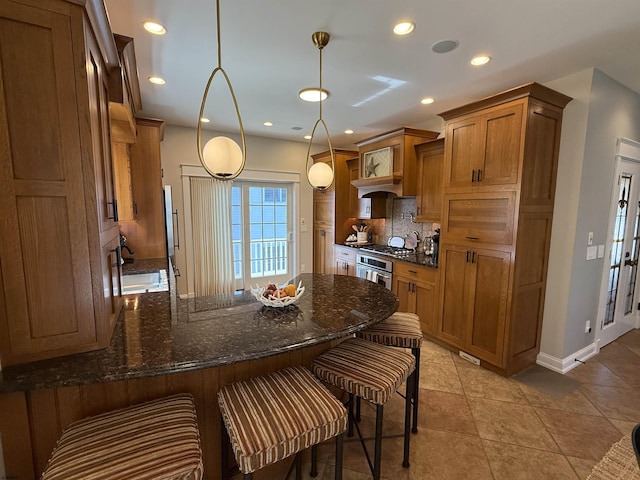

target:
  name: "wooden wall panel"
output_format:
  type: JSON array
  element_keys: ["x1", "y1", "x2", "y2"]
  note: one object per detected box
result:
[{"x1": 28, "y1": 389, "x2": 61, "y2": 475}]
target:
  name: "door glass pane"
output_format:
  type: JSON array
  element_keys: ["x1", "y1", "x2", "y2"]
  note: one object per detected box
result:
[
  {"x1": 605, "y1": 174, "x2": 631, "y2": 325},
  {"x1": 624, "y1": 200, "x2": 640, "y2": 314}
]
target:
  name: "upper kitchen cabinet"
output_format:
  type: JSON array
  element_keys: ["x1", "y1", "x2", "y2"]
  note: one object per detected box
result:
[
  {"x1": 119, "y1": 118, "x2": 167, "y2": 259},
  {"x1": 442, "y1": 102, "x2": 523, "y2": 189},
  {"x1": 108, "y1": 34, "x2": 142, "y2": 144},
  {"x1": 415, "y1": 139, "x2": 444, "y2": 223},
  {"x1": 351, "y1": 127, "x2": 439, "y2": 197},
  {"x1": 0, "y1": 0, "x2": 122, "y2": 366},
  {"x1": 346, "y1": 157, "x2": 385, "y2": 220}
]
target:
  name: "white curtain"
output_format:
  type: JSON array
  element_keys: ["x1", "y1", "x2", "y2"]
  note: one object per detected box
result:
[{"x1": 190, "y1": 176, "x2": 235, "y2": 296}]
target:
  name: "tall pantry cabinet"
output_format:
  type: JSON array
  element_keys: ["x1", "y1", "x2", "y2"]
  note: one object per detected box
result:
[
  {"x1": 0, "y1": 0, "x2": 123, "y2": 366},
  {"x1": 437, "y1": 83, "x2": 571, "y2": 376}
]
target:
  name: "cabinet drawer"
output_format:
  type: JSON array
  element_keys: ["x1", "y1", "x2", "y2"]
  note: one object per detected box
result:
[
  {"x1": 394, "y1": 261, "x2": 437, "y2": 284},
  {"x1": 334, "y1": 245, "x2": 357, "y2": 262},
  {"x1": 442, "y1": 191, "x2": 516, "y2": 246}
]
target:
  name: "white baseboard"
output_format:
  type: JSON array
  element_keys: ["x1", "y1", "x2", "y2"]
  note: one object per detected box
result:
[{"x1": 536, "y1": 342, "x2": 598, "y2": 374}]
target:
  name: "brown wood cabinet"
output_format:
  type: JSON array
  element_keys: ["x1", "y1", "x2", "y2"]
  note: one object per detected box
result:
[
  {"x1": 346, "y1": 158, "x2": 385, "y2": 219},
  {"x1": 435, "y1": 83, "x2": 571, "y2": 375},
  {"x1": 415, "y1": 139, "x2": 445, "y2": 223},
  {"x1": 0, "y1": 0, "x2": 122, "y2": 366},
  {"x1": 444, "y1": 102, "x2": 523, "y2": 189},
  {"x1": 438, "y1": 244, "x2": 511, "y2": 365},
  {"x1": 119, "y1": 118, "x2": 167, "y2": 259},
  {"x1": 392, "y1": 262, "x2": 438, "y2": 336},
  {"x1": 352, "y1": 128, "x2": 438, "y2": 197},
  {"x1": 312, "y1": 149, "x2": 357, "y2": 273},
  {"x1": 334, "y1": 245, "x2": 357, "y2": 276}
]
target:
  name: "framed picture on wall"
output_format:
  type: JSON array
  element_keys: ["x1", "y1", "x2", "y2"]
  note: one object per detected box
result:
[{"x1": 362, "y1": 146, "x2": 392, "y2": 178}]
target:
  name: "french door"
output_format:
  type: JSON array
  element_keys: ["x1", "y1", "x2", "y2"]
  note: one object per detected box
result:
[
  {"x1": 598, "y1": 158, "x2": 640, "y2": 347},
  {"x1": 232, "y1": 182, "x2": 293, "y2": 289}
]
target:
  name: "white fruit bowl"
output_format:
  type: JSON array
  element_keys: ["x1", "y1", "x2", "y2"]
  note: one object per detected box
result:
[{"x1": 250, "y1": 281, "x2": 305, "y2": 307}]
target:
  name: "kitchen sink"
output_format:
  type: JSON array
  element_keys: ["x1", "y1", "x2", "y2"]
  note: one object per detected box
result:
[{"x1": 122, "y1": 270, "x2": 168, "y2": 294}]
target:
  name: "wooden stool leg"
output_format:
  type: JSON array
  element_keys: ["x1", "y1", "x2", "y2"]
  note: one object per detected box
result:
[
  {"x1": 335, "y1": 432, "x2": 344, "y2": 480},
  {"x1": 374, "y1": 404, "x2": 384, "y2": 480},
  {"x1": 412, "y1": 347, "x2": 421, "y2": 434}
]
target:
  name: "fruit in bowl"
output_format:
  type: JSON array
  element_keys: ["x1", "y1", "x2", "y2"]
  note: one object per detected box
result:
[{"x1": 251, "y1": 281, "x2": 305, "y2": 307}]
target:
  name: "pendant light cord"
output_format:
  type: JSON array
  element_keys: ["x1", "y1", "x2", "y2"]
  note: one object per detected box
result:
[{"x1": 216, "y1": 0, "x2": 222, "y2": 67}]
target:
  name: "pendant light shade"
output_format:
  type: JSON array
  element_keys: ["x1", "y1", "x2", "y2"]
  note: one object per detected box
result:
[
  {"x1": 202, "y1": 136, "x2": 243, "y2": 178},
  {"x1": 305, "y1": 31, "x2": 335, "y2": 192},
  {"x1": 196, "y1": 0, "x2": 246, "y2": 180}
]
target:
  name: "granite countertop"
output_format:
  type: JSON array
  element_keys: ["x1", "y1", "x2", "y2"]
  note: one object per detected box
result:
[{"x1": 0, "y1": 273, "x2": 398, "y2": 393}]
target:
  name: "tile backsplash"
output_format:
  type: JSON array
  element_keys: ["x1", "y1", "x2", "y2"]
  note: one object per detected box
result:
[{"x1": 383, "y1": 197, "x2": 439, "y2": 246}]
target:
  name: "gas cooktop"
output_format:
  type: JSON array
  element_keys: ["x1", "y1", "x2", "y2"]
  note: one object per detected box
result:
[{"x1": 360, "y1": 244, "x2": 415, "y2": 258}]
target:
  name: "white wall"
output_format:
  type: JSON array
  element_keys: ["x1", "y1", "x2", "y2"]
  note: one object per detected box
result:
[
  {"x1": 160, "y1": 125, "x2": 314, "y2": 295},
  {"x1": 540, "y1": 69, "x2": 640, "y2": 367}
]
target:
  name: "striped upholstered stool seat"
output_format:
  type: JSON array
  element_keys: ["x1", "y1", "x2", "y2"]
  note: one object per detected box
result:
[
  {"x1": 218, "y1": 365, "x2": 347, "y2": 479},
  {"x1": 312, "y1": 337, "x2": 416, "y2": 480},
  {"x1": 41, "y1": 393, "x2": 203, "y2": 480},
  {"x1": 356, "y1": 312, "x2": 423, "y2": 433}
]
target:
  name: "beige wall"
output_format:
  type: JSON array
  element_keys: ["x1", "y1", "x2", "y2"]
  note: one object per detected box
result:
[
  {"x1": 540, "y1": 69, "x2": 594, "y2": 360},
  {"x1": 160, "y1": 125, "x2": 314, "y2": 296}
]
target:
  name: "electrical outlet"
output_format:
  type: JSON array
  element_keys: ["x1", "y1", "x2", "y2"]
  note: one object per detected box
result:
[
  {"x1": 300, "y1": 263, "x2": 306, "y2": 272},
  {"x1": 585, "y1": 320, "x2": 591, "y2": 333}
]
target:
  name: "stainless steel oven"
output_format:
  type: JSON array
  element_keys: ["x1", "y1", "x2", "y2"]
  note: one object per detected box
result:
[{"x1": 356, "y1": 254, "x2": 393, "y2": 290}]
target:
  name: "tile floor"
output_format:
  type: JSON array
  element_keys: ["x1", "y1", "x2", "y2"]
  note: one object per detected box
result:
[{"x1": 232, "y1": 328, "x2": 640, "y2": 479}]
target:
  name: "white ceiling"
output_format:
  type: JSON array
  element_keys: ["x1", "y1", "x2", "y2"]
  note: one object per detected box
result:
[{"x1": 104, "y1": 0, "x2": 640, "y2": 149}]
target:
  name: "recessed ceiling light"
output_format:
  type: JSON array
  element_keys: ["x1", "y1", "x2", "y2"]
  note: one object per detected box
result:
[
  {"x1": 200, "y1": 117, "x2": 210, "y2": 123},
  {"x1": 143, "y1": 21, "x2": 166, "y2": 35},
  {"x1": 393, "y1": 21, "x2": 415, "y2": 36},
  {"x1": 263, "y1": 121, "x2": 274, "y2": 127},
  {"x1": 299, "y1": 88, "x2": 329, "y2": 102},
  {"x1": 421, "y1": 97, "x2": 435, "y2": 105},
  {"x1": 471, "y1": 55, "x2": 491, "y2": 66},
  {"x1": 431, "y1": 40, "x2": 459, "y2": 54},
  {"x1": 345, "y1": 129, "x2": 354, "y2": 135},
  {"x1": 148, "y1": 76, "x2": 166, "y2": 85},
  {"x1": 304, "y1": 134, "x2": 312, "y2": 140}
]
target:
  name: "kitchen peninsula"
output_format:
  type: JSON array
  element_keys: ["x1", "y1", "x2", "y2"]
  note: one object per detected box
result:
[{"x1": 0, "y1": 273, "x2": 398, "y2": 480}]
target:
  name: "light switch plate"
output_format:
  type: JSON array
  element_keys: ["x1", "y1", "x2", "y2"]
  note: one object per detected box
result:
[
  {"x1": 586, "y1": 245, "x2": 597, "y2": 260},
  {"x1": 597, "y1": 245, "x2": 605, "y2": 258}
]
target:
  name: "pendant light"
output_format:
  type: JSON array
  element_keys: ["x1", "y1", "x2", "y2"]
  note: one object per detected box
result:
[
  {"x1": 196, "y1": 0, "x2": 246, "y2": 179},
  {"x1": 305, "y1": 32, "x2": 335, "y2": 192}
]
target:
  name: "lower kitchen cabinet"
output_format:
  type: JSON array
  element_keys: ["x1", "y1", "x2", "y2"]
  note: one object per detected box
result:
[
  {"x1": 334, "y1": 245, "x2": 356, "y2": 276},
  {"x1": 392, "y1": 262, "x2": 438, "y2": 336},
  {"x1": 438, "y1": 244, "x2": 511, "y2": 366},
  {"x1": 313, "y1": 225, "x2": 334, "y2": 274}
]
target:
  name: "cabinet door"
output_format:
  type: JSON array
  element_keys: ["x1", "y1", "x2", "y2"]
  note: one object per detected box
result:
[
  {"x1": 444, "y1": 117, "x2": 481, "y2": 188},
  {"x1": 438, "y1": 245, "x2": 469, "y2": 349},
  {"x1": 122, "y1": 119, "x2": 167, "y2": 259},
  {"x1": 0, "y1": 2, "x2": 98, "y2": 363},
  {"x1": 480, "y1": 103, "x2": 523, "y2": 186},
  {"x1": 414, "y1": 281, "x2": 437, "y2": 336},
  {"x1": 112, "y1": 142, "x2": 134, "y2": 221},
  {"x1": 86, "y1": 28, "x2": 117, "y2": 233},
  {"x1": 313, "y1": 225, "x2": 334, "y2": 274},
  {"x1": 392, "y1": 275, "x2": 413, "y2": 313},
  {"x1": 465, "y1": 248, "x2": 511, "y2": 365},
  {"x1": 442, "y1": 191, "x2": 516, "y2": 246},
  {"x1": 416, "y1": 139, "x2": 444, "y2": 222}
]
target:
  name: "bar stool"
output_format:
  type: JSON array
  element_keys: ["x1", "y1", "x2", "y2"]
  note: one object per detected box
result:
[
  {"x1": 356, "y1": 312, "x2": 423, "y2": 433},
  {"x1": 41, "y1": 393, "x2": 203, "y2": 480},
  {"x1": 218, "y1": 365, "x2": 347, "y2": 480},
  {"x1": 312, "y1": 337, "x2": 416, "y2": 480}
]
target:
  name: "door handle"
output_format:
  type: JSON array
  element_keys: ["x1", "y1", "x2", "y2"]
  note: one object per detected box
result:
[
  {"x1": 466, "y1": 251, "x2": 470, "y2": 263},
  {"x1": 472, "y1": 251, "x2": 476, "y2": 263},
  {"x1": 477, "y1": 169, "x2": 482, "y2": 182},
  {"x1": 471, "y1": 170, "x2": 476, "y2": 182}
]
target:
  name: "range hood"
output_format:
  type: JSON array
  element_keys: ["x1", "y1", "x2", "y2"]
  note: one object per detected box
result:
[{"x1": 351, "y1": 127, "x2": 439, "y2": 197}]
